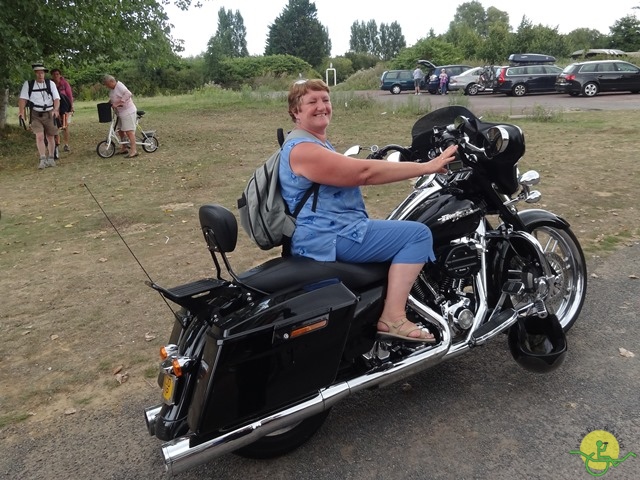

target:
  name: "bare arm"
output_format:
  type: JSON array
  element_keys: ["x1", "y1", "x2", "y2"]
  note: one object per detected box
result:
[
  {"x1": 290, "y1": 142, "x2": 458, "y2": 187},
  {"x1": 18, "y1": 98, "x2": 26, "y2": 118}
]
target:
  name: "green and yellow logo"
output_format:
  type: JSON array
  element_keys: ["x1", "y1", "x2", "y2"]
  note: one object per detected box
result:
[{"x1": 570, "y1": 429, "x2": 636, "y2": 477}]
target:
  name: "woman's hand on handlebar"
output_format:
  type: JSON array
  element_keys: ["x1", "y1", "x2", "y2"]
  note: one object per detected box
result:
[{"x1": 426, "y1": 144, "x2": 458, "y2": 174}]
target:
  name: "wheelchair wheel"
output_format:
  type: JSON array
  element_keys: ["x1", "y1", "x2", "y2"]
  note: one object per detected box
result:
[
  {"x1": 96, "y1": 140, "x2": 116, "y2": 158},
  {"x1": 141, "y1": 135, "x2": 159, "y2": 153}
]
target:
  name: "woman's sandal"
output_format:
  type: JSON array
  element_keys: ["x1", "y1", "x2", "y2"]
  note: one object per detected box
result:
[{"x1": 377, "y1": 319, "x2": 436, "y2": 343}]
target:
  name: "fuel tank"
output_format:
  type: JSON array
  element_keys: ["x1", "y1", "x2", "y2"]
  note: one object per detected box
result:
[{"x1": 403, "y1": 193, "x2": 482, "y2": 247}]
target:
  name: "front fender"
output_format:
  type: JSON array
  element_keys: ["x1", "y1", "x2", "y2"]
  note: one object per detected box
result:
[{"x1": 517, "y1": 209, "x2": 570, "y2": 231}]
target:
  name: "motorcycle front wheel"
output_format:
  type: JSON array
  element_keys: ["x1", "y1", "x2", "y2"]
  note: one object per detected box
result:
[
  {"x1": 513, "y1": 224, "x2": 587, "y2": 332},
  {"x1": 233, "y1": 409, "x2": 332, "y2": 459}
]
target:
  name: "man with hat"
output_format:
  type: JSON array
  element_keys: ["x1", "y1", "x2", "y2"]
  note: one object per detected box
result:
[{"x1": 18, "y1": 63, "x2": 61, "y2": 169}]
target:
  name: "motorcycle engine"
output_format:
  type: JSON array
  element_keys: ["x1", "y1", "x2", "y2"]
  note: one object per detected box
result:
[
  {"x1": 438, "y1": 243, "x2": 481, "y2": 278},
  {"x1": 412, "y1": 240, "x2": 482, "y2": 337}
]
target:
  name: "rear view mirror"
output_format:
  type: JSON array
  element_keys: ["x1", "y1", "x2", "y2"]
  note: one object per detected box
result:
[{"x1": 344, "y1": 146, "x2": 361, "y2": 157}]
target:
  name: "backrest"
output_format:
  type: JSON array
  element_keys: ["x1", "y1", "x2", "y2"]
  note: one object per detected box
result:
[{"x1": 199, "y1": 204, "x2": 238, "y2": 253}]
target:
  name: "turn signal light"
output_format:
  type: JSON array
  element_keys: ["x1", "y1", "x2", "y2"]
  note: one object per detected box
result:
[
  {"x1": 160, "y1": 344, "x2": 178, "y2": 360},
  {"x1": 160, "y1": 346, "x2": 169, "y2": 360},
  {"x1": 172, "y1": 358, "x2": 183, "y2": 377}
]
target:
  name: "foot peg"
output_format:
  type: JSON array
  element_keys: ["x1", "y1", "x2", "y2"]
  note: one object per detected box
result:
[
  {"x1": 502, "y1": 281, "x2": 524, "y2": 295},
  {"x1": 471, "y1": 308, "x2": 517, "y2": 342},
  {"x1": 532, "y1": 299, "x2": 548, "y2": 318}
]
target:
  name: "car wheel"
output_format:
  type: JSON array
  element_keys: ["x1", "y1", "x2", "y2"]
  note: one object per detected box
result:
[
  {"x1": 466, "y1": 83, "x2": 479, "y2": 96},
  {"x1": 391, "y1": 85, "x2": 401, "y2": 95},
  {"x1": 582, "y1": 82, "x2": 599, "y2": 97},
  {"x1": 513, "y1": 84, "x2": 527, "y2": 96}
]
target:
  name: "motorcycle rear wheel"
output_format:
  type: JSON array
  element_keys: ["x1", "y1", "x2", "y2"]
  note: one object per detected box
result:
[{"x1": 233, "y1": 409, "x2": 332, "y2": 459}]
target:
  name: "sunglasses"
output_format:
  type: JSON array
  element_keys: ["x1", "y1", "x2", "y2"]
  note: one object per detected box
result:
[{"x1": 294, "y1": 79, "x2": 308, "y2": 85}]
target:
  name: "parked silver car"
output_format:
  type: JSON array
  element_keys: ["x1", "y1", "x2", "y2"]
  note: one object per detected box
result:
[
  {"x1": 448, "y1": 67, "x2": 484, "y2": 94},
  {"x1": 448, "y1": 66, "x2": 503, "y2": 95}
]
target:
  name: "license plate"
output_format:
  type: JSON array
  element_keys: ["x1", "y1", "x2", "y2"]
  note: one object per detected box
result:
[{"x1": 162, "y1": 374, "x2": 176, "y2": 405}]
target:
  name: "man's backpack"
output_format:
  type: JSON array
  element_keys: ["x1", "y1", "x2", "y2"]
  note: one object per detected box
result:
[
  {"x1": 237, "y1": 129, "x2": 320, "y2": 252},
  {"x1": 27, "y1": 79, "x2": 53, "y2": 109}
]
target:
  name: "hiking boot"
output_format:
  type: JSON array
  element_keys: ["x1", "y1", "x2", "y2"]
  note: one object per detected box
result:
[
  {"x1": 63, "y1": 144, "x2": 70, "y2": 152},
  {"x1": 46, "y1": 157, "x2": 56, "y2": 167},
  {"x1": 38, "y1": 157, "x2": 47, "y2": 169}
]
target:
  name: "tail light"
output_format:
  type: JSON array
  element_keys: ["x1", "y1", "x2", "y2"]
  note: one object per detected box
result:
[
  {"x1": 497, "y1": 68, "x2": 506, "y2": 84},
  {"x1": 565, "y1": 74, "x2": 576, "y2": 81}
]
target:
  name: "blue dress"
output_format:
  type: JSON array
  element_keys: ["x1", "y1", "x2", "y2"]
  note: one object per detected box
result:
[{"x1": 279, "y1": 136, "x2": 369, "y2": 262}]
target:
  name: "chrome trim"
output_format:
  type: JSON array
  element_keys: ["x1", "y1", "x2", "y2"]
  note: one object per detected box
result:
[
  {"x1": 158, "y1": 328, "x2": 451, "y2": 475},
  {"x1": 144, "y1": 404, "x2": 162, "y2": 436}
]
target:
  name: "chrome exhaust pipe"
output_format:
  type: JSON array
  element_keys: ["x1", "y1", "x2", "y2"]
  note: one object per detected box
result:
[
  {"x1": 160, "y1": 311, "x2": 451, "y2": 476},
  {"x1": 144, "y1": 405, "x2": 163, "y2": 436},
  {"x1": 162, "y1": 383, "x2": 350, "y2": 476}
]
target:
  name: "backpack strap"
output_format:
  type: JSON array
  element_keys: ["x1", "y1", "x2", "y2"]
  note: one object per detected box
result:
[
  {"x1": 281, "y1": 128, "x2": 325, "y2": 215},
  {"x1": 27, "y1": 79, "x2": 54, "y2": 110},
  {"x1": 28, "y1": 79, "x2": 52, "y2": 97}
]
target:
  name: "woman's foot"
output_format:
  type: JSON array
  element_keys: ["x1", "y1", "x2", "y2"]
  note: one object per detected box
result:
[{"x1": 377, "y1": 318, "x2": 436, "y2": 343}]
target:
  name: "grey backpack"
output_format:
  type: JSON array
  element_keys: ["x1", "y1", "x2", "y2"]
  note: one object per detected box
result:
[{"x1": 237, "y1": 129, "x2": 319, "y2": 252}]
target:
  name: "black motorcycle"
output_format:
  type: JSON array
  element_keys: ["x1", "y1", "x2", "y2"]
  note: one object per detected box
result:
[{"x1": 143, "y1": 106, "x2": 586, "y2": 475}]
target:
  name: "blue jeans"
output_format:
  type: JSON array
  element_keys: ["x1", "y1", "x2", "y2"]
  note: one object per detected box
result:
[{"x1": 336, "y1": 219, "x2": 435, "y2": 265}]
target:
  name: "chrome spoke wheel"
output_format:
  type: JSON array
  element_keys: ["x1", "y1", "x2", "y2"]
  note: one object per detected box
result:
[{"x1": 530, "y1": 226, "x2": 587, "y2": 331}]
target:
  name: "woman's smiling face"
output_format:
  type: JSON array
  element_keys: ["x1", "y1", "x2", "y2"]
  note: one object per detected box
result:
[{"x1": 295, "y1": 89, "x2": 332, "y2": 131}]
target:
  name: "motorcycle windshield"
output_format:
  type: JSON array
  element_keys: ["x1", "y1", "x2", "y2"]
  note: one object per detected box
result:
[
  {"x1": 409, "y1": 106, "x2": 481, "y2": 159},
  {"x1": 409, "y1": 106, "x2": 524, "y2": 196},
  {"x1": 411, "y1": 106, "x2": 480, "y2": 141}
]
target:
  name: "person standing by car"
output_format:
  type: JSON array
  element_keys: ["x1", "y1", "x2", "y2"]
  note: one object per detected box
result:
[
  {"x1": 102, "y1": 74, "x2": 138, "y2": 157},
  {"x1": 50, "y1": 68, "x2": 74, "y2": 154},
  {"x1": 439, "y1": 68, "x2": 449, "y2": 95},
  {"x1": 413, "y1": 64, "x2": 424, "y2": 95},
  {"x1": 279, "y1": 79, "x2": 458, "y2": 342},
  {"x1": 18, "y1": 63, "x2": 61, "y2": 169}
]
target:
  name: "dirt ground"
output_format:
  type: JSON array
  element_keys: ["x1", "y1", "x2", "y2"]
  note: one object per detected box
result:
[{"x1": 1, "y1": 97, "x2": 639, "y2": 478}]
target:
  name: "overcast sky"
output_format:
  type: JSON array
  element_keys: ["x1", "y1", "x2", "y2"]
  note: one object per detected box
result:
[{"x1": 165, "y1": 0, "x2": 640, "y2": 57}]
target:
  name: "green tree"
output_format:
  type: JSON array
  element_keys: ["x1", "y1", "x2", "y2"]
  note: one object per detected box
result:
[
  {"x1": 476, "y1": 23, "x2": 512, "y2": 63},
  {"x1": 343, "y1": 51, "x2": 380, "y2": 71},
  {"x1": 393, "y1": 38, "x2": 463, "y2": 69},
  {"x1": 451, "y1": 0, "x2": 489, "y2": 36},
  {"x1": 379, "y1": 22, "x2": 406, "y2": 61},
  {"x1": 446, "y1": 2, "x2": 510, "y2": 59},
  {"x1": 209, "y1": 8, "x2": 248, "y2": 58},
  {"x1": 511, "y1": 17, "x2": 569, "y2": 58},
  {"x1": 564, "y1": 28, "x2": 609, "y2": 55},
  {"x1": 350, "y1": 20, "x2": 405, "y2": 60},
  {"x1": 608, "y1": 14, "x2": 640, "y2": 51},
  {"x1": 265, "y1": 0, "x2": 331, "y2": 68},
  {"x1": 349, "y1": 21, "x2": 368, "y2": 53},
  {"x1": 0, "y1": 0, "x2": 202, "y2": 129}
]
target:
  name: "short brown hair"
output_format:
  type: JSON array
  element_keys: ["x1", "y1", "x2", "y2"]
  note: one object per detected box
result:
[{"x1": 287, "y1": 79, "x2": 330, "y2": 121}]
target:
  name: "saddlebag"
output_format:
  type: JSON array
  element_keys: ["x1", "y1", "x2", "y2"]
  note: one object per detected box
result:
[{"x1": 187, "y1": 281, "x2": 357, "y2": 435}]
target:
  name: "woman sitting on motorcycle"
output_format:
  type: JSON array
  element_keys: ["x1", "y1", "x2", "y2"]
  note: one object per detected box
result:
[{"x1": 279, "y1": 79, "x2": 458, "y2": 342}]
